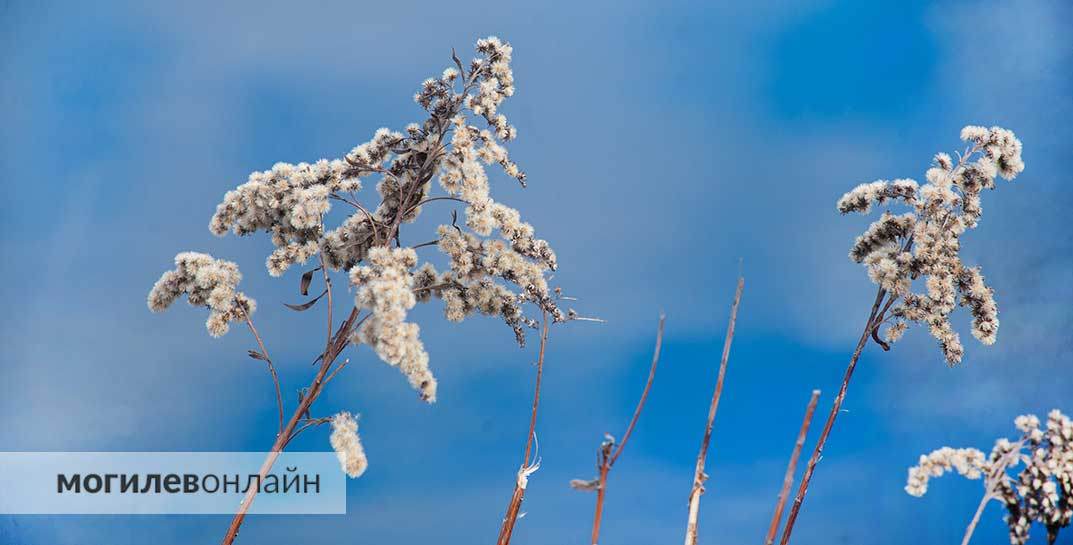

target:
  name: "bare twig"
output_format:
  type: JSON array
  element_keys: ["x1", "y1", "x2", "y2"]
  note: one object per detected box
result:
[
  {"x1": 241, "y1": 309, "x2": 284, "y2": 437},
  {"x1": 587, "y1": 314, "x2": 666, "y2": 545},
  {"x1": 496, "y1": 311, "x2": 551, "y2": 545},
  {"x1": 319, "y1": 253, "x2": 334, "y2": 360},
  {"x1": 609, "y1": 314, "x2": 665, "y2": 466},
  {"x1": 683, "y1": 275, "x2": 744, "y2": 545},
  {"x1": 409, "y1": 239, "x2": 442, "y2": 250},
  {"x1": 778, "y1": 287, "x2": 888, "y2": 545},
  {"x1": 764, "y1": 389, "x2": 821, "y2": 545}
]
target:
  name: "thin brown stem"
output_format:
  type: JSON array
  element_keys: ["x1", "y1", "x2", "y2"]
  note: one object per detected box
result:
[
  {"x1": 221, "y1": 306, "x2": 361, "y2": 545},
  {"x1": 322, "y1": 358, "x2": 350, "y2": 387},
  {"x1": 590, "y1": 449, "x2": 612, "y2": 545},
  {"x1": 588, "y1": 314, "x2": 666, "y2": 545},
  {"x1": 409, "y1": 239, "x2": 441, "y2": 250},
  {"x1": 241, "y1": 310, "x2": 284, "y2": 437},
  {"x1": 496, "y1": 312, "x2": 551, "y2": 545},
  {"x1": 404, "y1": 196, "x2": 470, "y2": 217},
  {"x1": 319, "y1": 253, "x2": 334, "y2": 362},
  {"x1": 764, "y1": 389, "x2": 821, "y2": 545},
  {"x1": 523, "y1": 313, "x2": 550, "y2": 466},
  {"x1": 282, "y1": 417, "x2": 332, "y2": 450},
  {"x1": 778, "y1": 287, "x2": 888, "y2": 545},
  {"x1": 610, "y1": 314, "x2": 666, "y2": 466},
  {"x1": 683, "y1": 275, "x2": 744, "y2": 545}
]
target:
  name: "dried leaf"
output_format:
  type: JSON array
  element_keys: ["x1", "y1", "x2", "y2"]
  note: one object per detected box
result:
[
  {"x1": 300, "y1": 267, "x2": 320, "y2": 296},
  {"x1": 451, "y1": 47, "x2": 464, "y2": 74},
  {"x1": 284, "y1": 289, "x2": 328, "y2": 312},
  {"x1": 248, "y1": 350, "x2": 268, "y2": 361}
]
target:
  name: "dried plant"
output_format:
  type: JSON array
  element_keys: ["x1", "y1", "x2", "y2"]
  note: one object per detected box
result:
[
  {"x1": 779, "y1": 126, "x2": 1026, "y2": 544},
  {"x1": 905, "y1": 410, "x2": 1073, "y2": 545},
  {"x1": 683, "y1": 275, "x2": 744, "y2": 545},
  {"x1": 496, "y1": 312, "x2": 550, "y2": 545},
  {"x1": 764, "y1": 389, "x2": 821, "y2": 545},
  {"x1": 570, "y1": 315, "x2": 665, "y2": 545},
  {"x1": 147, "y1": 36, "x2": 573, "y2": 545}
]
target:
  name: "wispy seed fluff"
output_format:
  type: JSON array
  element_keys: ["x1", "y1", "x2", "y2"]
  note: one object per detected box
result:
[
  {"x1": 350, "y1": 247, "x2": 436, "y2": 402},
  {"x1": 837, "y1": 125, "x2": 1023, "y2": 364},
  {"x1": 329, "y1": 412, "x2": 368, "y2": 478},
  {"x1": 905, "y1": 410, "x2": 1073, "y2": 545},
  {"x1": 147, "y1": 252, "x2": 256, "y2": 337}
]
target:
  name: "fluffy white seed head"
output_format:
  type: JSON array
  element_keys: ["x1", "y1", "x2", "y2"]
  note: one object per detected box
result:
[
  {"x1": 329, "y1": 412, "x2": 368, "y2": 478},
  {"x1": 147, "y1": 252, "x2": 256, "y2": 337},
  {"x1": 840, "y1": 126, "x2": 1024, "y2": 365},
  {"x1": 905, "y1": 410, "x2": 1073, "y2": 544}
]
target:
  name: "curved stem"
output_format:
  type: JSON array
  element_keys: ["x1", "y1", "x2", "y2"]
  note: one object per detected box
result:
[
  {"x1": 242, "y1": 311, "x2": 284, "y2": 437},
  {"x1": 588, "y1": 314, "x2": 666, "y2": 545},
  {"x1": 610, "y1": 313, "x2": 666, "y2": 466}
]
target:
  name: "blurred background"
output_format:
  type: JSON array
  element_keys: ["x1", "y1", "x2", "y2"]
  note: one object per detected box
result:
[{"x1": 1, "y1": 0, "x2": 1070, "y2": 543}]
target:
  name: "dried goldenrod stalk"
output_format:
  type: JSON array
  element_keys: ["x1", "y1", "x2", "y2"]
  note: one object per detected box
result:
[
  {"x1": 906, "y1": 410, "x2": 1073, "y2": 545},
  {"x1": 780, "y1": 126, "x2": 1025, "y2": 545},
  {"x1": 147, "y1": 36, "x2": 568, "y2": 545},
  {"x1": 839, "y1": 125, "x2": 1023, "y2": 364}
]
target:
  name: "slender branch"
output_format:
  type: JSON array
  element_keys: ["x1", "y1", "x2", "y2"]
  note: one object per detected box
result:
[
  {"x1": 588, "y1": 314, "x2": 666, "y2": 545},
  {"x1": 322, "y1": 358, "x2": 350, "y2": 388},
  {"x1": 523, "y1": 312, "x2": 550, "y2": 466},
  {"x1": 319, "y1": 253, "x2": 334, "y2": 363},
  {"x1": 764, "y1": 389, "x2": 821, "y2": 545},
  {"x1": 590, "y1": 446, "x2": 613, "y2": 545},
  {"x1": 683, "y1": 274, "x2": 744, "y2": 545},
  {"x1": 330, "y1": 193, "x2": 382, "y2": 244},
  {"x1": 221, "y1": 306, "x2": 361, "y2": 545},
  {"x1": 404, "y1": 196, "x2": 470, "y2": 217},
  {"x1": 241, "y1": 309, "x2": 284, "y2": 437},
  {"x1": 496, "y1": 311, "x2": 550, "y2": 545},
  {"x1": 410, "y1": 239, "x2": 442, "y2": 250},
  {"x1": 610, "y1": 313, "x2": 666, "y2": 466},
  {"x1": 282, "y1": 417, "x2": 332, "y2": 450},
  {"x1": 778, "y1": 287, "x2": 888, "y2": 545}
]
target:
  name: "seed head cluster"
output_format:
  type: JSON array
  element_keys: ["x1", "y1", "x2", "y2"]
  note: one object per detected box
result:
[
  {"x1": 147, "y1": 252, "x2": 256, "y2": 337},
  {"x1": 906, "y1": 410, "x2": 1073, "y2": 544},
  {"x1": 150, "y1": 37, "x2": 563, "y2": 413},
  {"x1": 209, "y1": 159, "x2": 359, "y2": 277},
  {"x1": 351, "y1": 247, "x2": 435, "y2": 402},
  {"x1": 838, "y1": 126, "x2": 1024, "y2": 364},
  {"x1": 329, "y1": 411, "x2": 368, "y2": 479}
]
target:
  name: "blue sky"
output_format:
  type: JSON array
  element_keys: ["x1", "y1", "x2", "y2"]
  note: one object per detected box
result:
[{"x1": 1, "y1": 0, "x2": 1071, "y2": 544}]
